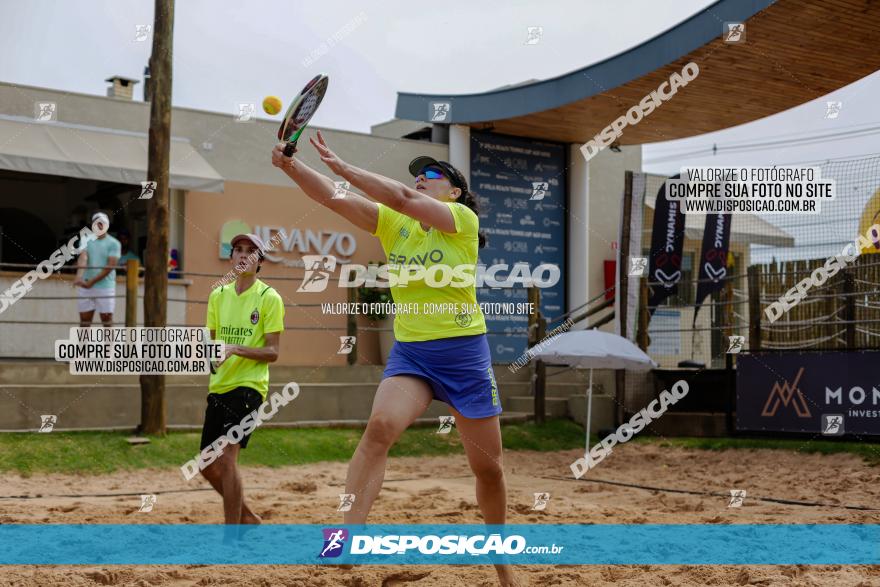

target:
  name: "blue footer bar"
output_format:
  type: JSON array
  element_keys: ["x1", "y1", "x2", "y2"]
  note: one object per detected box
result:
[{"x1": 0, "y1": 524, "x2": 877, "y2": 565}]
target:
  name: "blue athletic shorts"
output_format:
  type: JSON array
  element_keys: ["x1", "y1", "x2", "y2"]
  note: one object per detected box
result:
[{"x1": 382, "y1": 333, "x2": 502, "y2": 419}]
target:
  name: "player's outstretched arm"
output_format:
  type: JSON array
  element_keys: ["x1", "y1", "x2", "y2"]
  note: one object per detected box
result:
[
  {"x1": 272, "y1": 143, "x2": 378, "y2": 234},
  {"x1": 309, "y1": 130, "x2": 455, "y2": 233}
]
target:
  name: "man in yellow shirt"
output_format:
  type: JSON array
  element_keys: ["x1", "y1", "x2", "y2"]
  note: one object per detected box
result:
[{"x1": 200, "y1": 233, "x2": 284, "y2": 525}]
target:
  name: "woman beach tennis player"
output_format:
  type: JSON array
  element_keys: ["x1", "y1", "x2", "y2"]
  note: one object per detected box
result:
[{"x1": 272, "y1": 132, "x2": 521, "y2": 586}]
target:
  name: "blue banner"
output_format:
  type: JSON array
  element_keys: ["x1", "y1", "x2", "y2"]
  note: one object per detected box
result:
[
  {"x1": 1, "y1": 524, "x2": 877, "y2": 565},
  {"x1": 737, "y1": 351, "x2": 880, "y2": 435},
  {"x1": 469, "y1": 131, "x2": 567, "y2": 364}
]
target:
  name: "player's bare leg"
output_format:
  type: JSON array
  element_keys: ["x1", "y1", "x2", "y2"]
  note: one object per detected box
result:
[
  {"x1": 343, "y1": 375, "x2": 433, "y2": 523},
  {"x1": 200, "y1": 444, "x2": 261, "y2": 524},
  {"x1": 79, "y1": 310, "x2": 94, "y2": 327},
  {"x1": 99, "y1": 312, "x2": 113, "y2": 327},
  {"x1": 452, "y1": 408, "x2": 523, "y2": 587}
]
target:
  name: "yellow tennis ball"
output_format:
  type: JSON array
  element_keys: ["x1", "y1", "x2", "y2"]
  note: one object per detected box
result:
[{"x1": 262, "y1": 96, "x2": 282, "y2": 116}]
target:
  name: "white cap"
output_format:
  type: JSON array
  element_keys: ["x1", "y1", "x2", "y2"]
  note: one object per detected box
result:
[{"x1": 91, "y1": 212, "x2": 110, "y2": 236}]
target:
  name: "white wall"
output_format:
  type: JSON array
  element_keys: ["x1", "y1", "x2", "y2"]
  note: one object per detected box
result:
[
  {"x1": 567, "y1": 144, "x2": 589, "y2": 318},
  {"x1": 580, "y1": 145, "x2": 643, "y2": 332}
]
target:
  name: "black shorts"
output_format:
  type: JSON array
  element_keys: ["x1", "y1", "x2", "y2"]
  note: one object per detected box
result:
[{"x1": 200, "y1": 387, "x2": 263, "y2": 451}]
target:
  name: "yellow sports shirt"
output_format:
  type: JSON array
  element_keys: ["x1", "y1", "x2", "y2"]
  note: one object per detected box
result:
[
  {"x1": 372, "y1": 201, "x2": 487, "y2": 341},
  {"x1": 206, "y1": 279, "x2": 285, "y2": 398}
]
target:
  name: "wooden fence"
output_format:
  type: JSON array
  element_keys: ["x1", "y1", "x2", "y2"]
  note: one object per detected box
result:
[{"x1": 749, "y1": 255, "x2": 880, "y2": 351}]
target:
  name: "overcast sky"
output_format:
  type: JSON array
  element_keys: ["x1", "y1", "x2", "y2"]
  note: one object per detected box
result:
[
  {"x1": 1, "y1": 0, "x2": 713, "y2": 133},
  {"x1": 1, "y1": 0, "x2": 878, "y2": 173}
]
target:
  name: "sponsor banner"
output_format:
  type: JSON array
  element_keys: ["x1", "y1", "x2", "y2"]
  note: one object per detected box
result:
[
  {"x1": 737, "y1": 351, "x2": 880, "y2": 435},
  {"x1": 694, "y1": 213, "x2": 732, "y2": 318},
  {"x1": 647, "y1": 174, "x2": 686, "y2": 314},
  {"x1": 469, "y1": 130, "x2": 567, "y2": 363},
  {"x1": 0, "y1": 524, "x2": 877, "y2": 564}
]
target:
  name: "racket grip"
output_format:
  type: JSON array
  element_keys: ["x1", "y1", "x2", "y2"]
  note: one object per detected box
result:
[{"x1": 283, "y1": 141, "x2": 297, "y2": 157}]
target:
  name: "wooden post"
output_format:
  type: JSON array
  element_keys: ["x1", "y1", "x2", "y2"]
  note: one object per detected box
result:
[
  {"x1": 614, "y1": 171, "x2": 634, "y2": 427},
  {"x1": 619, "y1": 171, "x2": 633, "y2": 338},
  {"x1": 724, "y1": 273, "x2": 735, "y2": 434},
  {"x1": 346, "y1": 284, "x2": 357, "y2": 365},
  {"x1": 724, "y1": 273, "x2": 735, "y2": 355},
  {"x1": 747, "y1": 265, "x2": 761, "y2": 352},
  {"x1": 535, "y1": 315, "x2": 547, "y2": 426},
  {"x1": 140, "y1": 0, "x2": 174, "y2": 436},
  {"x1": 528, "y1": 287, "x2": 546, "y2": 424},
  {"x1": 637, "y1": 276, "x2": 649, "y2": 351},
  {"x1": 125, "y1": 259, "x2": 139, "y2": 327},
  {"x1": 527, "y1": 287, "x2": 539, "y2": 346},
  {"x1": 843, "y1": 270, "x2": 856, "y2": 349}
]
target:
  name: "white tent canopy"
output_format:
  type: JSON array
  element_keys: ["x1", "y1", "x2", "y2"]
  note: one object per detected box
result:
[{"x1": 0, "y1": 115, "x2": 224, "y2": 192}]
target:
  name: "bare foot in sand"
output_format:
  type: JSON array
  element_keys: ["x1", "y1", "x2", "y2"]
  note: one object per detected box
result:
[{"x1": 495, "y1": 564, "x2": 524, "y2": 586}]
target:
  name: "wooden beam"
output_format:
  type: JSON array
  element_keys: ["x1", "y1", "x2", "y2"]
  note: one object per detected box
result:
[{"x1": 140, "y1": 0, "x2": 174, "y2": 436}]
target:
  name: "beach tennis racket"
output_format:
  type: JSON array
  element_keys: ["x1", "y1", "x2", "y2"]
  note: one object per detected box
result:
[{"x1": 278, "y1": 74, "x2": 329, "y2": 156}]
